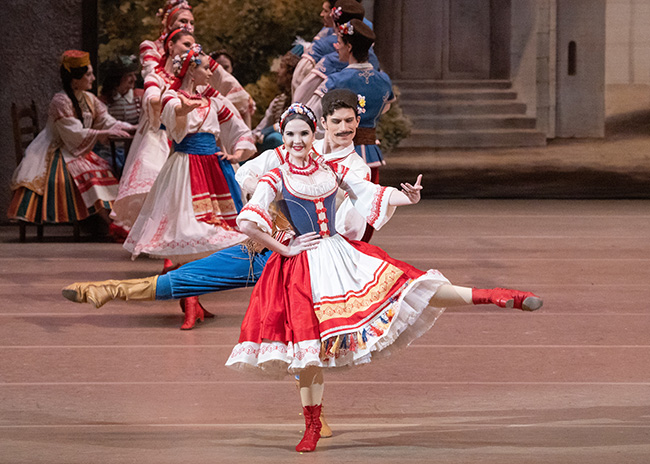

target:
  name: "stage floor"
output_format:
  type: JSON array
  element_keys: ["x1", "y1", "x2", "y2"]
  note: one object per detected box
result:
[{"x1": 1, "y1": 199, "x2": 649, "y2": 463}]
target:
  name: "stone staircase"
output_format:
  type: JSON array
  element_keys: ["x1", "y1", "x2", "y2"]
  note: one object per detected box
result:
[{"x1": 394, "y1": 80, "x2": 547, "y2": 148}]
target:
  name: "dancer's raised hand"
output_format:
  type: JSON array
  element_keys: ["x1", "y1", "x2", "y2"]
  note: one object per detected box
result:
[{"x1": 400, "y1": 174, "x2": 423, "y2": 204}]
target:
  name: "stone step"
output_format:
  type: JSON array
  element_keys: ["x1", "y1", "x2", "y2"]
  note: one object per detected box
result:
[
  {"x1": 398, "y1": 129, "x2": 547, "y2": 148},
  {"x1": 398, "y1": 88, "x2": 518, "y2": 101},
  {"x1": 408, "y1": 114, "x2": 537, "y2": 130},
  {"x1": 399, "y1": 100, "x2": 528, "y2": 116},
  {"x1": 393, "y1": 79, "x2": 512, "y2": 90}
]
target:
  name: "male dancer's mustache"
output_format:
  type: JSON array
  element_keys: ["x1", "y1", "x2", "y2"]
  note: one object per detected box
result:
[{"x1": 334, "y1": 131, "x2": 354, "y2": 137}]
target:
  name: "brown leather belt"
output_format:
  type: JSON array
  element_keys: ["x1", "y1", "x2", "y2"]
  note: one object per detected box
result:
[{"x1": 353, "y1": 127, "x2": 377, "y2": 146}]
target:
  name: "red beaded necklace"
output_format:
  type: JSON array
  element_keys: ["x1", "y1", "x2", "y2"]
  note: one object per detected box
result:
[
  {"x1": 177, "y1": 89, "x2": 203, "y2": 100},
  {"x1": 285, "y1": 151, "x2": 318, "y2": 176}
]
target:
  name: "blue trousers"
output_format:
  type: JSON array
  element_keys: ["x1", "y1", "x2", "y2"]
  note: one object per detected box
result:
[{"x1": 155, "y1": 245, "x2": 271, "y2": 300}]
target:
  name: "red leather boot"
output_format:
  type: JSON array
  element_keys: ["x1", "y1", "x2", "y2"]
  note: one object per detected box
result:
[
  {"x1": 179, "y1": 297, "x2": 215, "y2": 319},
  {"x1": 180, "y1": 296, "x2": 206, "y2": 330},
  {"x1": 472, "y1": 288, "x2": 543, "y2": 311},
  {"x1": 295, "y1": 404, "x2": 322, "y2": 452}
]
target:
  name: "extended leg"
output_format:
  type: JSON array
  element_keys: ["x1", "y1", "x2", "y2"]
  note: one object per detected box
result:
[
  {"x1": 430, "y1": 284, "x2": 543, "y2": 311},
  {"x1": 62, "y1": 277, "x2": 157, "y2": 308}
]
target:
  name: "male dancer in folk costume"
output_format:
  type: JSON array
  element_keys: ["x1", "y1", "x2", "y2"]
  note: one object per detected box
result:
[
  {"x1": 62, "y1": 90, "x2": 371, "y2": 324},
  {"x1": 307, "y1": 19, "x2": 393, "y2": 241},
  {"x1": 292, "y1": 2, "x2": 381, "y2": 105},
  {"x1": 224, "y1": 103, "x2": 542, "y2": 452},
  {"x1": 292, "y1": 0, "x2": 365, "y2": 93},
  {"x1": 308, "y1": 19, "x2": 392, "y2": 180}
]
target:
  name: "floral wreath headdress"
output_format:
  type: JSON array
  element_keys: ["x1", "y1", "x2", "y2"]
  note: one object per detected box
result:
[
  {"x1": 339, "y1": 21, "x2": 354, "y2": 36},
  {"x1": 172, "y1": 43, "x2": 203, "y2": 78},
  {"x1": 280, "y1": 103, "x2": 317, "y2": 132},
  {"x1": 330, "y1": 6, "x2": 342, "y2": 21},
  {"x1": 158, "y1": 0, "x2": 193, "y2": 33}
]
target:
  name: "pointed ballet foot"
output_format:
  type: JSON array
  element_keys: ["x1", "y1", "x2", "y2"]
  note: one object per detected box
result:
[{"x1": 472, "y1": 287, "x2": 543, "y2": 311}]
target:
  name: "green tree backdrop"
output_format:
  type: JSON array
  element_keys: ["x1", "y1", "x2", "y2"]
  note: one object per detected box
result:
[{"x1": 99, "y1": 0, "x2": 410, "y2": 152}]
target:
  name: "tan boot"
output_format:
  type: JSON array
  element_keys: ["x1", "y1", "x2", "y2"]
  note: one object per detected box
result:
[
  {"x1": 62, "y1": 276, "x2": 157, "y2": 308},
  {"x1": 319, "y1": 405, "x2": 333, "y2": 438}
]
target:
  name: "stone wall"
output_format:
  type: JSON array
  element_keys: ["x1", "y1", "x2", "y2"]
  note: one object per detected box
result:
[
  {"x1": 0, "y1": 0, "x2": 83, "y2": 224},
  {"x1": 607, "y1": 0, "x2": 650, "y2": 84},
  {"x1": 509, "y1": 0, "x2": 538, "y2": 119},
  {"x1": 536, "y1": 0, "x2": 557, "y2": 138},
  {"x1": 556, "y1": 0, "x2": 606, "y2": 137}
]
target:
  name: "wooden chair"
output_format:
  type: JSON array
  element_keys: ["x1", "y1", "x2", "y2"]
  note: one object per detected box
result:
[{"x1": 11, "y1": 100, "x2": 80, "y2": 242}]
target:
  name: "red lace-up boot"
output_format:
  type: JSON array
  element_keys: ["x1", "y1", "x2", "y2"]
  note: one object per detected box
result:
[
  {"x1": 472, "y1": 288, "x2": 543, "y2": 311},
  {"x1": 295, "y1": 404, "x2": 322, "y2": 452}
]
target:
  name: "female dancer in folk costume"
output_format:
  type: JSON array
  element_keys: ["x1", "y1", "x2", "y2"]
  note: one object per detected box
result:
[
  {"x1": 123, "y1": 44, "x2": 256, "y2": 328},
  {"x1": 111, "y1": 28, "x2": 194, "y2": 237},
  {"x1": 8, "y1": 50, "x2": 135, "y2": 227},
  {"x1": 140, "y1": 1, "x2": 251, "y2": 112},
  {"x1": 61, "y1": 95, "x2": 371, "y2": 441},
  {"x1": 139, "y1": 0, "x2": 195, "y2": 79},
  {"x1": 225, "y1": 104, "x2": 543, "y2": 452}
]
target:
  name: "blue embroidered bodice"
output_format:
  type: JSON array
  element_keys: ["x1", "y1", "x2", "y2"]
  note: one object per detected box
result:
[
  {"x1": 278, "y1": 185, "x2": 338, "y2": 237},
  {"x1": 274, "y1": 162, "x2": 339, "y2": 238}
]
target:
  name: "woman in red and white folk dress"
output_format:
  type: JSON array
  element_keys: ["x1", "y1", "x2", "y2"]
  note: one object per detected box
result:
[
  {"x1": 9, "y1": 50, "x2": 134, "y2": 227},
  {"x1": 139, "y1": 0, "x2": 250, "y2": 116},
  {"x1": 139, "y1": 0, "x2": 195, "y2": 79},
  {"x1": 111, "y1": 28, "x2": 195, "y2": 237},
  {"x1": 226, "y1": 104, "x2": 543, "y2": 453},
  {"x1": 123, "y1": 44, "x2": 256, "y2": 328}
]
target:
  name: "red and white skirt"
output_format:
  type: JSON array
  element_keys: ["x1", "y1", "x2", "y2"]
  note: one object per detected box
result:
[
  {"x1": 123, "y1": 151, "x2": 245, "y2": 263},
  {"x1": 226, "y1": 234, "x2": 450, "y2": 376}
]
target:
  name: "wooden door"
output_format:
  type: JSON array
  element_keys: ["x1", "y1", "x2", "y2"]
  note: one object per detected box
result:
[{"x1": 375, "y1": 0, "x2": 492, "y2": 80}]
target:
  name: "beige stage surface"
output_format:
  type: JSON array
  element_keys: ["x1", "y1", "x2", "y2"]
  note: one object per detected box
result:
[{"x1": 1, "y1": 199, "x2": 649, "y2": 463}]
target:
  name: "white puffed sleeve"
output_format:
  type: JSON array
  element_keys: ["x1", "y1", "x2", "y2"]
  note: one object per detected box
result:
[
  {"x1": 50, "y1": 93, "x2": 100, "y2": 157},
  {"x1": 236, "y1": 169, "x2": 282, "y2": 235},
  {"x1": 159, "y1": 90, "x2": 186, "y2": 143},
  {"x1": 142, "y1": 73, "x2": 166, "y2": 128},
  {"x1": 235, "y1": 148, "x2": 284, "y2": 197},
  {"x1": 334, "y1": 157, "x2": 371, "y2": 241},
  {"x1": 335, "y1": 164, "x2": 398, "y2": 231},
  {"x1": 293, "y1": 61, "x2": 326, "y2": 104},
  {"x1": 207, "y1": 57, "x2": 252, "y2": 117},
  {"x1": 212, "y1": 96, "x2": 256, "y2": 154}
]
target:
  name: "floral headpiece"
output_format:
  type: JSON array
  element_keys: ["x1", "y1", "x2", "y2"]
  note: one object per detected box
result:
[
  {"x1": 172, "y1": 43, "x2": 203, "y2": 78},
  {"x1": 330, "y1": 6, "x2": 342, "y2": 21},
  {"x1": 338, "y1": 21, "x2": 354, "y2": 36},
  {"x1": 157, "y1": 0, "x2": 193, "y2": 32},
  {"x1": 280, "y1": 103, "x2": 317, "y2": 132},
  {"x1": 357, "y1": 94, "x2": 367, "y2": 114}
]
